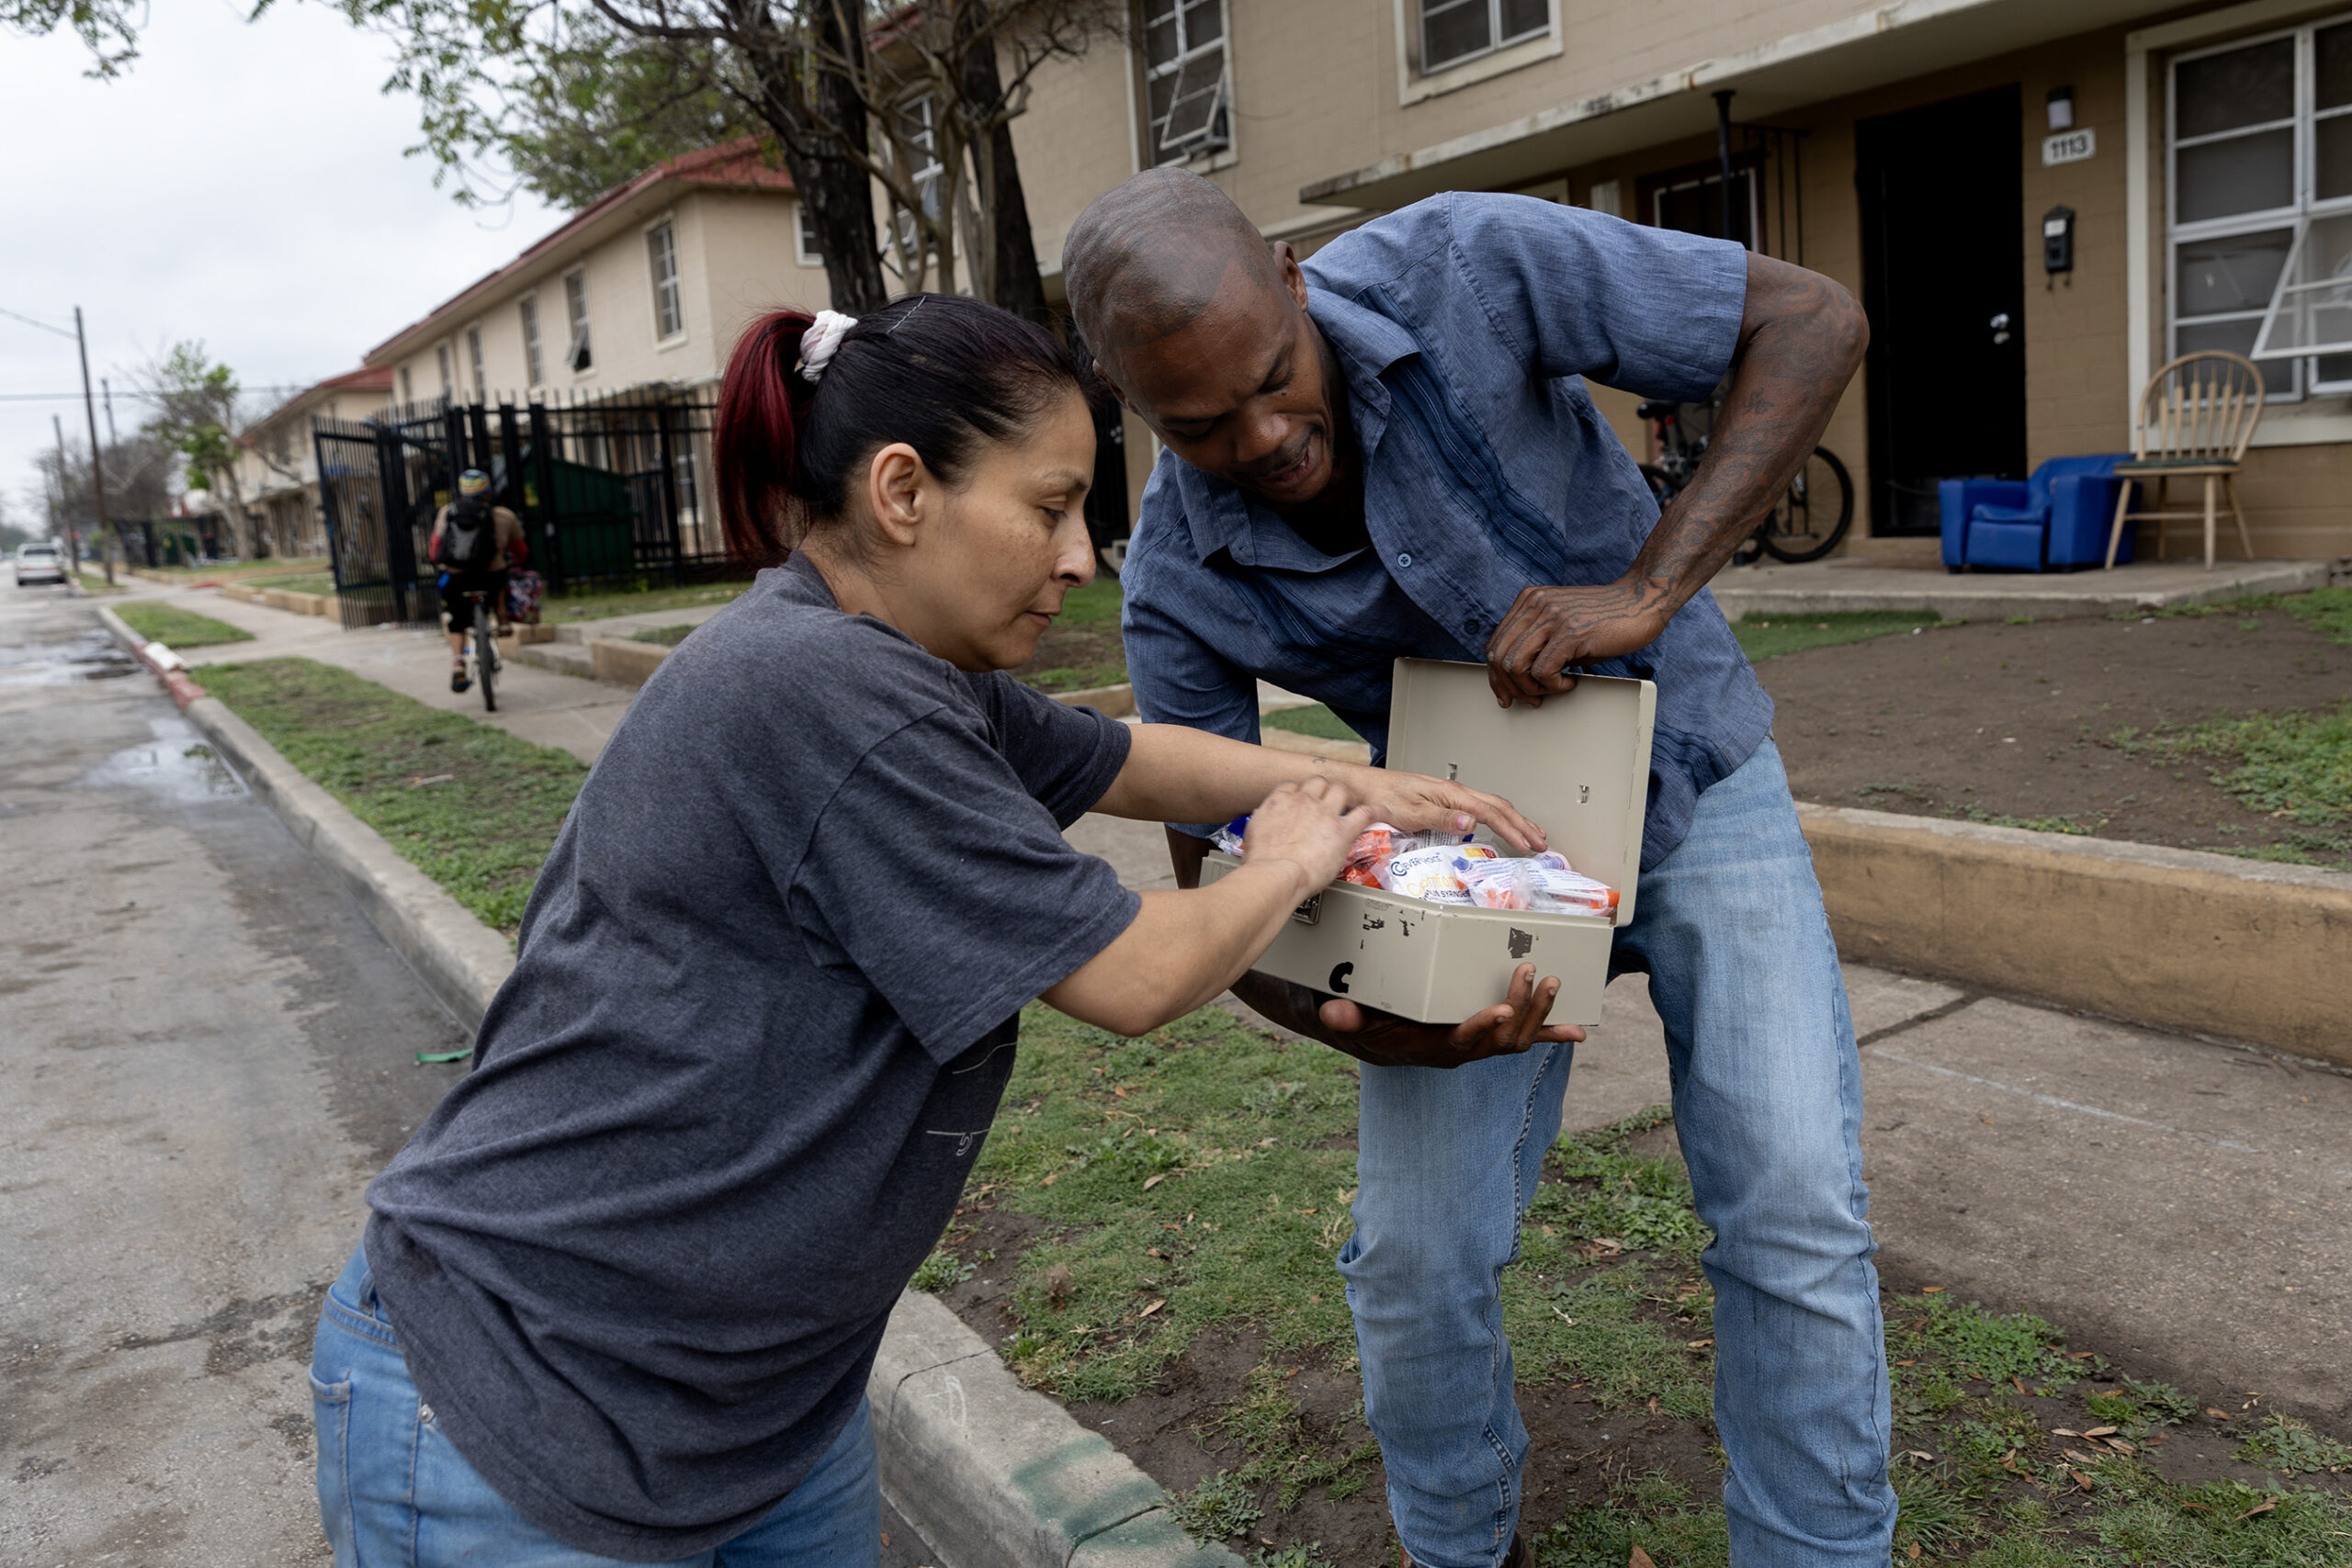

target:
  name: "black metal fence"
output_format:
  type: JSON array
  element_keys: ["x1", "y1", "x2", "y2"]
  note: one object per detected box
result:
[{"x1": 313, "y1": 389, "x2": 727, "y2": 630}]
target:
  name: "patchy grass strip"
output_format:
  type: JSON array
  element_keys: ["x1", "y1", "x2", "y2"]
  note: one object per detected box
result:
[
  {"x1": 629, "y1": 623, "x2": 702, "y2": 647},
  {"x1": 2111, "y1": 703, "x2": 2352, "y2": 830},
  {"x1": 537, "y1": 578, "x2": 754, "y2": 625},
  {"x1": 1261, "y1": 705, "x2": 1363, "y2": 742},
  {"x1": 1734, "y1": 611, "x2": 1957, "y2": 663},
  {"x1": 1019, "y1": 661, "x2": 1130, "y2": 694},
  {"x1": 937, "y1": 1004, "x2": 2352, "y2": 1565},
  {"x1": 199, "y1": 658, "x2": 584, "y2": 936},
  {"x1": 113, "y1": 602, "x2": 254, "y2": 649}
]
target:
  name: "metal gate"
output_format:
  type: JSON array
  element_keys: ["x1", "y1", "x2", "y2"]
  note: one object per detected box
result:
[
  {"x1": 313, "y1": 419, "x2": 424, "y2": 628},
  {"x1": 314, "y1": 390, "x2": 728, "y2": 628}
]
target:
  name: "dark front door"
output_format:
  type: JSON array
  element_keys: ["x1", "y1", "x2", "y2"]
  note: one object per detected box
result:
[{"x1": 1856, "y1": 85, "x2": 2027, "y2": 536}]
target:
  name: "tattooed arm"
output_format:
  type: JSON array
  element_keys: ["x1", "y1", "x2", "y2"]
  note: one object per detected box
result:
[{"x1": 1483, "y1": 252, "x2": 1868, "y2": 708}]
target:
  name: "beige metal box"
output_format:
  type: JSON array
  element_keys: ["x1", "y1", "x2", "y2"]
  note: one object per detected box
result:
[{"x1": 1202, "y1": 659, "x2": 1656, "y2": 1025}]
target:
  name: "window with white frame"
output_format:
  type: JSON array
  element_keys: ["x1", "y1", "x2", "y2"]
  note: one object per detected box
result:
[
  {"x1": 1419, "y1": 0, "x2": 1548, "y2": 74},
  {"x1": 435, "y1": 343, "x2": 454, "y2": 401},
  {"x1": 466, "y1": 326, "x2": 487, "y2": 399},
  {"x1": 1141, "y1": 0, "x2": 1231, "y2": 166},
  {"x1": 647, "y1": 220, "x2": 684, "y2": 340},
  {"x1": 399, "y1": 365, "x2": 414, "y2": 408},
  {"x1": 796, "y1": 202, "x2": 821, "y2": 266},
  {"x1": 519, "y1": 296, "x2": 544, "y2": 387},
  {"x1": 2169, "y1": 17, "x2": 2352, "y2": 399},
  {"x1": 903, "y1": 96, "x2": 945, "y2": 220},
  {"x1": 563, "y1": 270, "x2": 594, "y2": 373}
]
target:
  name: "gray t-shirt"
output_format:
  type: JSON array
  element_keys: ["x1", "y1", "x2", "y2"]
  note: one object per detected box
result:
[{"x1": 362, "y1": 554, "x2": 1138, "y2": 1559}]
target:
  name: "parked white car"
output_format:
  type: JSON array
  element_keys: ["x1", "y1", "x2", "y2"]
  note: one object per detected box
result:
[{"x1": 14, "y1": 541, "x2": 65, "y2": 587}]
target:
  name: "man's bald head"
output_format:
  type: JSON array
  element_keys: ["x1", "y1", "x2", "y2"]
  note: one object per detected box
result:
[{"x1": 1063, "y1": 168, "x2": 1287, "y2": 370}]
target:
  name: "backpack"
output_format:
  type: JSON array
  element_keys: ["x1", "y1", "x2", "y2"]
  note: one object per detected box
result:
[{"x1": 442, "y1": 496, "x2": 497, "y2": 573}]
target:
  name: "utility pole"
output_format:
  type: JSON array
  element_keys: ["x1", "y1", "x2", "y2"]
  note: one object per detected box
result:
[
  {"x1": 74, "y1": 308, "x2": 115, "y2": 585},
  {"x1": 53, "y1": 413, "x2": 82, "y2": 597},
  {"x1": 102, "y1": 377, "x2": 118, "y2": 445}
]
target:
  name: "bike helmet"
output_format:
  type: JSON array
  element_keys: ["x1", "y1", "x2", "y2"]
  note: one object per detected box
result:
[{"x1": 458, "y1": 468, "x2": 491, "y2": 497}]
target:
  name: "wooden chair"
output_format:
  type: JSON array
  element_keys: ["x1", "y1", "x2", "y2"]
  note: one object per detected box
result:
[{"x1": 2105, "y1": 351, "x2": 2265, "y2": 570}]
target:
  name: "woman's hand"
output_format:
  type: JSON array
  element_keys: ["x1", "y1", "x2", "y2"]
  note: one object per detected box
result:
[
  {"x1": 1241, "y1": 775, "x2": 1378, "y2": 895},
  {"x1": 1342, "y1": 767, "x2": 1549, "y2": 855}
]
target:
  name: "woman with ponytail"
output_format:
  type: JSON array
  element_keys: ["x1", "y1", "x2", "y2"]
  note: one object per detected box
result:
[{"x1": 308, "y1": 293, "x2": 1572, "y2": 1566}]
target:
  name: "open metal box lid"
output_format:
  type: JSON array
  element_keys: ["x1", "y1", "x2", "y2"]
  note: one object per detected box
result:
[{"x1": 1385, "y1": 659, "x2": 1655, "y2": 924}]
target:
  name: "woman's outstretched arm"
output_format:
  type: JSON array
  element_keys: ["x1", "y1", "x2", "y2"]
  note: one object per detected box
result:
[{"x1": 1090, "y1": 722, "x2": 1549, "y2": 852}]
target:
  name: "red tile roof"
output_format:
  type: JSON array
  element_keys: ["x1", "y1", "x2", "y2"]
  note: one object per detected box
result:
[{"x1": 362, "y1": 138, "x2": 795, "y2": 363}]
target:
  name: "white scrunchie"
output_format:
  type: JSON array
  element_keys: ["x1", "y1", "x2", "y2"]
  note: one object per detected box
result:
[{"x1": 796, "y1": 310, "x2": 857, "y2": 383}]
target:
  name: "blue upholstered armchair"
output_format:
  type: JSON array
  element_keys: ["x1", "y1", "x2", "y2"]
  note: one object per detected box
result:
[{"x1": 1939, "y1": 457, "x2": 2137, "y2": 572}]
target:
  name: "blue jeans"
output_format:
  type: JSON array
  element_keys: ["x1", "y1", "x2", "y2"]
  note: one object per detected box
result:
[
  {"x1": 1338, "y1": 739, "x2": 1894, "y2": 1566},
  {"x1": 310, "y1": 1245, "x2": 880, "y2": 1567}
]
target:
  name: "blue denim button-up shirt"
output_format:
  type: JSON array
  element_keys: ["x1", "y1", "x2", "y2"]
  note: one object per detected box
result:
[{"x1": 1121, "y1": 193, "x2": 1774, "y2": 868}]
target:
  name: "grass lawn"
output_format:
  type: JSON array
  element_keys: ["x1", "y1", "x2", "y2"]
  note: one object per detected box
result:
[
  {"x1": 1261, "y1": 705, "x2": 1363, "y2": 742},
  {"x1": 629, "y1": 623, "x2": 701, "y2": 647},
  {"x1": 537, "y1": 578, "x2": 755, "y2": 625},
  {"x1": 2099, "y1": 590, "x2": 2352, "y2": 869},
  {"x1": 255, "y1": 571, "x2": 339, "y2": 596},
  {"x1": 1733, "y1": 610, "x2": 1958, "y2": 661},
  {"x1": 134, "y1": 559, "x2": 325, "y2": 584},
  {"x1": 931, "y1": 1004, "x2": 2352, "y2": 1566},
  {"x1": 200, "y1": 659, "x2": 586, "y2": 936},
  {"x1": 113, "y1": 603, "x2": 254, "y2": 649}
]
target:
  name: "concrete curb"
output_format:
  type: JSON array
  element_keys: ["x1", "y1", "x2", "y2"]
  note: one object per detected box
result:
[
  {"x1": 1800, "y1": 804, "x2": 2352, "y2": 1066},
  {"x1": 874, "y1": 1292, "x2": 1241, "y2": 1568},
  {"x1": 92, "y1": 604, "x2": 1236, "y2": 1568}
]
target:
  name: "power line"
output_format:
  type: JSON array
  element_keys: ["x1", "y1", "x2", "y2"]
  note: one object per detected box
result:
[{"x1": 0, "y1": 305, "x2": 76, "y2": 340}]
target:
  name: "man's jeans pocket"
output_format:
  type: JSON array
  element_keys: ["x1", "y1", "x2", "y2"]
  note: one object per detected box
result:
[{"x1": 309, "y1": 1367, "x2": 356, "y2": 1562}]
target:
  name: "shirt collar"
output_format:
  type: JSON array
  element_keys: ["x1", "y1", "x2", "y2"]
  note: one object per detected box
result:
[{"x1": 1170, "y1": 287, "x2": 1419, "y2": 570}]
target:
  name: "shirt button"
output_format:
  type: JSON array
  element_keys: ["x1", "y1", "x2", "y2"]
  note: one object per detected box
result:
[{"x1": 1396, "y1": 552, "x2": 1413, "y2": 569}]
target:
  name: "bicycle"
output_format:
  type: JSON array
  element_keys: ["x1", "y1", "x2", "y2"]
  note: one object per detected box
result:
[
  {"x1": 448, "y1": 583, "x2": 503, "y2": 714},
  {"x1": 1635, "y1": 399, "x2": 1855, "y2": 565}
]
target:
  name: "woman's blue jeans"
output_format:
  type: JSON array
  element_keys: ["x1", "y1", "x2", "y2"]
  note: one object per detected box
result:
[
  {"x1": 1338, "y1": 739, "x2": 1894, "y2": 1567},
  {"x1": 309, "y1": 1245, "x2": 880, "y2": 1567}
]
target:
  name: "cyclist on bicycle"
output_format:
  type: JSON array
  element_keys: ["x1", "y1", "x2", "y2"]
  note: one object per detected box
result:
[{"x1": 428, "y1": 469, "x2": 527, "y2": 693}]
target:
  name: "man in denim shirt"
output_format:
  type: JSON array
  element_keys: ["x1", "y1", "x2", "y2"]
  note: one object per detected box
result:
[{"x1": 1067, "y1": 170, "x2": 1884, "y2": 1568}]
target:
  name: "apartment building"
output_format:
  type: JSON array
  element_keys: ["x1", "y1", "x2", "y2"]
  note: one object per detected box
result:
[
  {"x1": 1001, "y1": 0, "x2": 2352, "y2": 561},
  {"x1": 361, "y1": 139, "x2": 821, "y2": 410},
  {"x1": 229, "y1": 366, "x2": 394, "y2": 557}
]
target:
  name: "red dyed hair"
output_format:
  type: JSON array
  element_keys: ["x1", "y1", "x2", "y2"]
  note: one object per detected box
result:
[{"x1": 713, "y1": 310, "x2": 816, "y2": 563}]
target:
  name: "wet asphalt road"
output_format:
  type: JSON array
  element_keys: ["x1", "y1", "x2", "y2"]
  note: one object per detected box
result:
[
  {"x1": 0, "y1": 577, "x2": 946, "y2": 1565},
  {"x1": 0, "y1": 579, "x2": 469, "y2": 1562}
]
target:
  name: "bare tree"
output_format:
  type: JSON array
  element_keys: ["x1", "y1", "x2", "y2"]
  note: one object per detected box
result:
[{"x1": 345, "y1": 1, "x2": 1118, "y2": 319}]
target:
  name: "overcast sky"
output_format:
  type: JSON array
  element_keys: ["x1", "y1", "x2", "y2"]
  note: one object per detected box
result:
[{"x1": 0, "y1": 0, "x2": 560, "y2": 530}]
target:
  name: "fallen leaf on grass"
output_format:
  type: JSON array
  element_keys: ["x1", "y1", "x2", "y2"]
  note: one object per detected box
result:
[
  {"x1": 1136, "y1": 1299, "x2": 1165, "y2": 1320},
  {"x1": 1646, "y1": 1396, "x2": 1661, "y2": 1416},
  {"x1": 1629, "y1": 1547, "x2": 1658, "y2": 1568},
  {"x1": 2064, "y1": 1450, "x2": 2103, "y2": 1467},
  {"x1": 2012, "y1": 1376, "x2": 2030, "y2": 1395},
  {"x1": 1903, "y1": 1450, "x2": 1936, "y2": 1463},
  {"x1": 2208, "y1": 1407, "x2": 2232, "y2": 1418},
  {"x1": 1922, "y1": 1286, "x2": 1946, "y2": 1293},
  {"x1": 2181, "y1": 1502, "x2": 2211, "y2": 1512},
  {"x1": 1688, "y1": 1338, "x2": 1713, "y2": 1349},
  {"x1": 1552, "y1": 1307, "x2": 1578, "y2": 1325},
  {"x1": 2235, "y1": 1499, "x2": 2278, "y2": 1521},
  {"x1": 1894, "y1": 1359, "x2": 1918, "y2": 1367},
  {"x1": 2069, "y1": 1468, "x2": 2095, "y2": 1491},
  {"x1": 2108, "y1": 1438, "x2": 2136, "y2": 1456},
  {"x1": 2083, "y1": 1426, "x2": 2119, "y2": 1438},
  {"x1": 1908, "y1": 1545, "x2": 1922, "y2": 1560},
  {"x1": 1141, "y1": 1172, "x2": 1169, "y2": 1190},
  {"x1": 2053, "y1": 1428, "x2": 2083, "y2": 1438}
]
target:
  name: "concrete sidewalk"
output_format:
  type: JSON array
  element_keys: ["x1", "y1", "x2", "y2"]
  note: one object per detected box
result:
[{"x1": 1709, "y1": 555, "x2": 2327, "y2": 623}]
